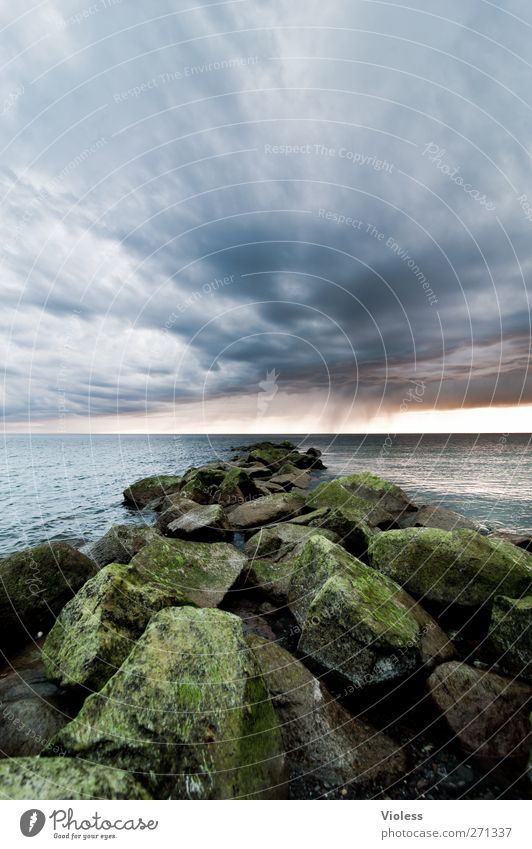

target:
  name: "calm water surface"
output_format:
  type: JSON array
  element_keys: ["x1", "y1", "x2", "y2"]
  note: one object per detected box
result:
[{"x1": 0, "y1": 433, "x2": 530, "y2": 556}]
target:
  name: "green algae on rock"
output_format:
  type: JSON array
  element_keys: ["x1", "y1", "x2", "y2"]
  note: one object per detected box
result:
[
  {"x1": 368, "y1": 528, "x2": 532, "y2": 608},
  {"x1": 0, "y1": 542, "x2": 96, "y2": 648},
  {"x1": 287, "y1": 535, "x2": 364, "y2": 625},
  {"x1": 248, "y1": 635, "x2": 407, "y2": 790},
  {"x1": 179, "y1": 466, "x2": 227, "y2": 504},
  {"x1": 488, "y1": 595, "x2": 532, "y2": 683},
  {"x1": 123, "y1": 475, "x2": 183, "y2": 508},
  {"x1": 0, "y1": 757, "x2": 151, "y2": 800},
  {"x1": 85, "y1": 524, "x2": 160, "y2": 568},
  {"x1": 216, "y1": 466, "x2": 262, "y2": 506},
  {"x1": 129, "y1": 535, "x2": 246, "y2": 607},
  {"x1": 288, "y1": 537, "x2": 453, "y2": 688},
  {"x1": 42, "y1": 562, "x2": 192, "y2": 692},
  {"x1": 244, "y1": 523, "x2": 338, "y2": 563},
  {"x1": 49, "y1": 607, "x2": 286, "y2": 799}
]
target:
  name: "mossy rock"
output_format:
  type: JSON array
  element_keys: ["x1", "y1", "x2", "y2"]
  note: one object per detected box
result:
[
  {"x1": 0, "y1": 542, "x2": 96, "y2": 649},
  {"x1": 155, "y1": 496, "x2": 199, "y2": 534},
  {"x1": 488, "y1": 595, "x2": 532, "y2": 683},
  {"x1": 84, "y1": 524, "x2": 160, "y2": 568},
  {"x1": 287, "y1": 535, "x2": 365, "y2": 625},
  {"x1": 0, "y1": 757, "x2": 150, "y2": 800},
  {"x1": 123, "y1": 475, "x2": 183, "y2": 508},
  {"x1": 166, "y1": 503, "x2": 231, "y2": 543},
  {"x1": 269, "y1": 471, "x2": 312, "y2": 491},
  {"x1": 368, "y1": 528, "x2": 532, "y2": 608},
  {"x1": 248, "y1": 446, "x2": 292, "y2": 470},
  {"x1": 334, "y1": 472, "x2": 415, "y2": 515},
  {"x1": 42, "y1": 562, "x2": 192, "y2": 692},
  {"x1": 289, "y1": 537, "x2": 453, "y2": 689},
  {"x1": 180, "y1": 467, "x2": 226, "y2": 504},
  {"x1": 129, "y1": 536, "x2": 246, "y2": 608},
  {"x1": 248, "y1": 635, "x2": 407, "y2": 788},
  {"x1": 227, "y1": 492, "x2": 306, "y2": 531},
  {"x1": 216, "y1": 467, "x2": 261, "y2": 507},
  {"x1": 49, "y1": 607, "x2": 286, "y2": 799},
  {"x1": 241, "y1": 558, "x2": 296, "y2": 603},
  {"x1": 304, "y1": 481, "x2": 384, "y2": 555},
  {"x1": 284, "y1": 451, "x2": 326, "y2": 470},
  {"x1": 307, "y1": 479, "x2": 396, "y2": 526},
  {"x1": 299, "y1": 569, "x2": 453, "y2": 689}
]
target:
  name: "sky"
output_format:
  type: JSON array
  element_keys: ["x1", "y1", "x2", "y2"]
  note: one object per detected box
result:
[{"x1": 0, "y1": 0, "x2": 531, "y2": 434}]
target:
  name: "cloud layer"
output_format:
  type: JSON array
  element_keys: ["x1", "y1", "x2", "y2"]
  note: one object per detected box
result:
[{"x1": 1, "y1": 0, "x2": 531, "y2": 432}]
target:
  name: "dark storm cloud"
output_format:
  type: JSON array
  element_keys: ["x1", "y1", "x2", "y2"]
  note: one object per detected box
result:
[{"x1": 0, "y1": 0, "x2": 530, "y2": 428}]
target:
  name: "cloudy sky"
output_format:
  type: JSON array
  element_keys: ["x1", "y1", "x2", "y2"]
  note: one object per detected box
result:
[{"x1": 1, "y1": 0, "x2": 531, "y2": 433}]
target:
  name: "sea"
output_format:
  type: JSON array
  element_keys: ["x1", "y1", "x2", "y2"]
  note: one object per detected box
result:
[{"x1": 0, "y1": 433, "x2": 530, "y2": 557}]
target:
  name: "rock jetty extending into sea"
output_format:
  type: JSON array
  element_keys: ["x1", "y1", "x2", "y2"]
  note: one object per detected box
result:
[{"x1": 0, "y1": 440, "x2": 531, "y2": 800}]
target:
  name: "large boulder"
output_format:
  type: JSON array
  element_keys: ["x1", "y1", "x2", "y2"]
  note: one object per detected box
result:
[
  {"x1": 0, "y1": 667, "x2": 72, "y2": 758},
  {"x1": 283, "y1": 451, "x2": 326, "y2": 470},
  {"x1": 248, "y1": 635, "x2": 407, "y2": 790},
  {"x1": 269, "y1": 471, "x2": 312, "y2": 491},
  {"x1": 179, "y1": 467, "x2": 226, "y2": 504},
  {"x1": 488, "y1": 595, "x2": 532, "y2": 683},
  {"x1": 244, "y1": 523, "x2": 338, "y2": 563},
  {"x1": 49, "y1": 608, "x2": 286, "y2": 799},
  {"x1": 304, "y1": 479, "x2": 390, "y2": 555},
  {"x1": 0, "y1": 757, "x2": 150, "y2": 800},
  {"x1": 42, "y1": 562, "x2": 192, "y2": 692},
  {"x1": 83, "y1": 524, "x2": 160, "y2": 568},
  {"x1": 166, "y1": 503, "x2": 231, "y2": 543},
  {"x1": 368, "y1": 528, "x2": 532, "y2": 608},
  {"x1": 246, "y1": 444, "x2": 294, "y2": 471},
  {"x1": 123, "y1": 475, "x2": 183, "y2": 508},
  {"x1": 290, "y1": 537, "x2": 454, "y2": 689},
  {"x1": 241, "y1": 558, "x2": 295, "y2": 603},
  {"x1": 128, "y1": 536, "x2": 246, "y2": 608},
  {"x1": 227, "y1": 492, "x2": 306, "y2": 530},
  {"x1": 216, "y1": 467, "x2": 262, "y2": 507},
  {"x1": 0, "y1": 543, "x2": 96, "y2": 648},
  {"x1": 309, "y1": 473, "x2": 414, "y2": 516},
  {"x1": 426, "y1": 662, "x2": 532, "y2": 765},
  {"x1": 155, "y1": 495, "x2": 199, "y2": 534}
]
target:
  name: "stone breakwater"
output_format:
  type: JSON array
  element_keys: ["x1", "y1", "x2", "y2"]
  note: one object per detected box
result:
[{"x1": 0, "y1": 440, "x2": 531, "y2": 800}]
